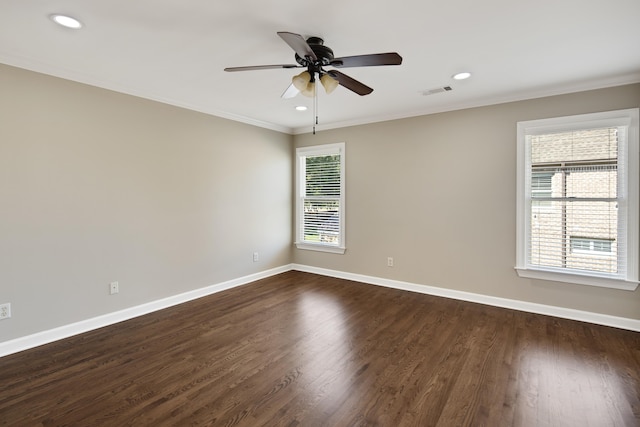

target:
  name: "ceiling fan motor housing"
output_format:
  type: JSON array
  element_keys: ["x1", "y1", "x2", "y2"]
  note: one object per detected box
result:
[{"x1": 295, "y1": 37, "x2": 335, "y2": 70}]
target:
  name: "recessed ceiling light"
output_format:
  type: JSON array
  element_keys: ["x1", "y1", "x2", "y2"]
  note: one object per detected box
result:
[
  {"x1": 50, "y1": 14, "x2": 83, "y2": 29},
  {"x1": 452, "y1": 72, "x2": 471, "y2": 80},
  {"x1": 295, "y1": 106, "x2": 308, "y2": 111}
]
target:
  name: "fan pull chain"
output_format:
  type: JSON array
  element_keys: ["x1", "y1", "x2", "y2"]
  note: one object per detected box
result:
[{"x1": 313, "y1": 78, "x2": 318, "y2": 135}]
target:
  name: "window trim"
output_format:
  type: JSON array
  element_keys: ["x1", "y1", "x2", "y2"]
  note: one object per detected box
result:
[
  {"x1": 295, "y1": 142, "x2": 346, "y2": 254},
  {"x1": 515, "y1": 109, "x2": 639, "y2": 291}
]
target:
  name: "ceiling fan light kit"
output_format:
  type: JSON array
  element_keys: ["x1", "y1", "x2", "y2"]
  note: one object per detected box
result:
[
  {"x1": 292, "y1": 71, "x2": 339, "y2": 98},
  {"x1": 224, "y1": 31, "x2": 402, "y2": 133}
]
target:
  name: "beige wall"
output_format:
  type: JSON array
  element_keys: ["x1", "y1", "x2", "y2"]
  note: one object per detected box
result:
[
  {"x1": 293, "y1": 84, "x2": 640, "y2": 320},
  {"x1": 0, "y1": 64, "x2": 293, "y2": 341}
]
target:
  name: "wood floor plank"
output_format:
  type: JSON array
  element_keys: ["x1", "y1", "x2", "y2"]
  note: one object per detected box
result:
[{"x1": 1, "y1": 271, "x2": 639, "y2": 426}]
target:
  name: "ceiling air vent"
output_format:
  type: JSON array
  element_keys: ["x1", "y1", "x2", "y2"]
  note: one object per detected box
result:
[{"x1": 422, "y1": 86, "x2": 453, "y2": 96}]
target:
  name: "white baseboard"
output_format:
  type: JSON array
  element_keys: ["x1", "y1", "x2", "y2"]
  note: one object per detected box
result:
[
  {"x1": 3, "y1": 263, "x2": 638, "y2": 358},
  {"x1": 291, "y1": 264, "x2": 640, "y2": 332},
  {"x1": 0, "y1": 265, "x2": 292, "y2": 358}
]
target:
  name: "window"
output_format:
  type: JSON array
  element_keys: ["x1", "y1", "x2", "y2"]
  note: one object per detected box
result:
[
  {"x1": 570, "y1": 237, "x2": 613, "y2": 254},
  {"x1": 531, "y1": 172, "x2": 553, "y2": 209},
  {"x1": 531, "y1": 172, "x2": 553, "y2": 199},
  {"x1": 516, "y1": 109, "x2": 639, "y2": 290},
  {"x1": 295, "y1": 143, "x2": 346, "y2": 254}
]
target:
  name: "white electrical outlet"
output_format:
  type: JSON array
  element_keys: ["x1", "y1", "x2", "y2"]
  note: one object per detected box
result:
[
  {"x1": 109, "y1": 281, "x2": 119, "y2": 295},
  {"x1": 253, "y1": 252, "x2": 259, "y2": 262},
  {"x1": 0, "y1": 303, "x2": 11, "y2": 320},
  {"x1": 387, "y1": 257, "x2": 394, "y2": 267}
]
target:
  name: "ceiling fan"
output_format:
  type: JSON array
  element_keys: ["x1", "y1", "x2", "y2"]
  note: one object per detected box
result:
[{"x1": 224, "y1": 32, "x2": 403, "y2": 99}]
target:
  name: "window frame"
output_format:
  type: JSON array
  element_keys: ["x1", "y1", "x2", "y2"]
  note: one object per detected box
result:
[
  {"x1": 295, "y1": 142, "x2": 346, "y2": 254},
  {"x1": 515, "y1": 109, "x2": 639, "y2": 290}
]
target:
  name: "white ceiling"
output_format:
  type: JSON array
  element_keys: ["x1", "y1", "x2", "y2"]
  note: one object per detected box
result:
[{"x1": 1, "y1": 0, "x2": 639, "y2": 134}]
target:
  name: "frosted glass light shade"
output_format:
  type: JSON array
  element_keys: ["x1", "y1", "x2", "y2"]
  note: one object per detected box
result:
[
  {"x1": 320, "y1": 74, "x2": 339, "y2": 94},
  {"x1": 301, "y1": 82, "x2": 315, "y2": 97},
  {"x1": 292, "y1": 71, "x2": 311, "y2": 91}
]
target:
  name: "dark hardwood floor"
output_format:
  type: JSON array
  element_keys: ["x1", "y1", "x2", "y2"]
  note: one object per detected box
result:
[{"x1": 1, "y1": 271, "x2": 639, "y2": 426}]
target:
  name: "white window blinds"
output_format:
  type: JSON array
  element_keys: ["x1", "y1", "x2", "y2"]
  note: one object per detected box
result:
[
  {"x1": 529, "y1": 130, "x2": 620, "y2": 275},
  {"x1": 516, "y1": 109, "x2": 639, "y2": 290}
]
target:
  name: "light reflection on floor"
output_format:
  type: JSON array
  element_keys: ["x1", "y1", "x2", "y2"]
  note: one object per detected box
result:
[
  {"x1": 515, "y1": 344, "x2": 628, "y2": 426},
  {"x1": 293, "y1": 291, "x2": 356, "y2": 413}
]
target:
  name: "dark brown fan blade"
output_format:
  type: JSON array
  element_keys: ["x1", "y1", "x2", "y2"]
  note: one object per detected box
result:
[
  {"x1": 330, "y1": 52, "x2": 402, "y2": 68},
  {"x1": 327, "y1": 70, "x2": 373, "y2": 96},
  {"x1": 277, "y1": 32, "x2": 318, "y2": 61},
  {"x1": 224, "y1": 64, "x2": 301, "y2": 72}
]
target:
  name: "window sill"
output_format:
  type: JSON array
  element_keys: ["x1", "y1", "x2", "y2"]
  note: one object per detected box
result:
[
  {"x1": 295, "y1": 242, "x2": 346, "y2": 254},
  {"x1": 515, "y1": 267, "x2": 638, "y2": 291}
]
